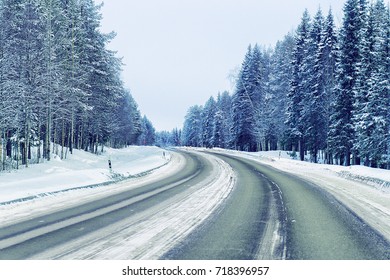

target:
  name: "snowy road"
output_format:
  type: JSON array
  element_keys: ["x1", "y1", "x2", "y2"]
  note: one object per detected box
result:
[
  {"x1": 0, "y1": 149, "x2": 388, "y2": 260},
  {"x1": 163, "y1": 152, "x2": 286, "y2": 260},
  {"x1": 0, "y1": 150, "x2": 234, "y2": 259},
  {"x1": 165, "y1": 152, "x2": 389, "y2": 260}
]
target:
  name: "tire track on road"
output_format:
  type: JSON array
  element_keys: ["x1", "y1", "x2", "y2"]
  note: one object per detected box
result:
[
  {"x1": 163, "y1": 152, "x2": 286, "y2": 260},
  {"x1": 0, "y1": 151, "x2": 207, "y2": 259}
]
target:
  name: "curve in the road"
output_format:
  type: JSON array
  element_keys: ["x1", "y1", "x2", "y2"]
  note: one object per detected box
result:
[
  {"x1": 248, "y1": 156, "x2": 390, "y2": 260},
  {"x1": 163, "y1": 152, "x2": 286, "y2": 260},
  {"x1": 164, "y1": 152, "x2": 389, "y2": 260},
  {"x1": 0, "y1": 150, "x2": 212, "y2": 260},
  {"x1": 2, "y1": 149, "x2": 388, "y2": 260}
]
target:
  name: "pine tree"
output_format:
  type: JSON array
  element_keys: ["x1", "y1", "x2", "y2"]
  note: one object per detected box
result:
[
  {"x1": 321, "y1": 9, "x2": 339, "y2": 164},
  {"x1": 202, "y1": 96, "x2": 217, "y2": 148},
  {"x1": 111, "y1": 91, "x2": 142, "y2": 147},
  {"x1": 302, "y1": 8, "x2": 328, "y2": 163},
  {"x1": 268, "y1": 33, "x2": 294, "y2": 151},
  {"x1": 182, "y1": 105, "x2": 203, "y2": 147},
  {"x1": 329, "y1": 0, "x2": 367, "y2": 166},
  {"x1": 231, "y1": 45, "x2": 263, "y2": 151},
  {"x1": 354, "y1": 0, "x2": 389, "y2": 168},
  {"x1": 212, "y1": 109, "x2": 225, "y2": 148},
  {"x1": 171, "y1": 128, "x2": 181, "y2": 146},
  {"x1": 257, "y1": 48, "x2": 272, "y2": 151},
  {"x1": 0, "y1": 0, "x2": 21, "y2": 169},
  {"x1": 138, "y1": 116, "x2": 156, "y2": 146},
  {"x1": 214, "y1": 91, "x2": 232, "y2": 149},
  {"x1": 285, "y1": 10, "x2": 311, "y2": 161}
]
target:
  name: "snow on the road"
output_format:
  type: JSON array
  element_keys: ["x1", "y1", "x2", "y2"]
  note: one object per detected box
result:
[
  {"x1": 0, "y1": 147, "x2": 236, "y2": 260},
  {"x1": 2, "y1": 145, "x2": 388, "y2": 258},
  {"x1": 31, "y1": 150, "x2": 236, "y2": 260},
  {"x1": 210, "y1": 148, "x2": 390, "y2": 241},
  {"x1": 0, "y1": 146, "x2": 168, "y2": 204}
]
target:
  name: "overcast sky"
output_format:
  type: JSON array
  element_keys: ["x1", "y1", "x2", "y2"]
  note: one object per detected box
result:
[{"x1": 94, "y1": 0, "x2": 345, "y2": 131}]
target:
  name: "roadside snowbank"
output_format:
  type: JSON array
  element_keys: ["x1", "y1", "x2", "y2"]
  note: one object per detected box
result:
[
  {"x1": 0, "y1": 147, "x2": 181, "y2": 228},
  {"x1": 0, "y1": 146, "x2": 168, "y2": 204},
  {"x1": 213, "y1": 149, "x2": 389, "y2": 190}
]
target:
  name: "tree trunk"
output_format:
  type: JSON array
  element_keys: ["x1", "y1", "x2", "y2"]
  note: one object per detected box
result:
[
  {"x1": 46, "y1": 111, "x2": 51, "y2": 161},
  {"x1": 1, "y1": 129, "x2": 5, "y2": 171},
  {"x1": 16, "y1": 132, "x2": 20, "y2": 170},
  {"x1": 53, "y1": 120, "x2": 56, "y2": 154},
  {"x1": 345, "y1": 151, "x2": 351, "y2": 166},
  {"x1": 25, "y1": 116, "x2": 30, "y2": 167},
  {"x1": 95, "y1": 134, "x2": 99, "y2": 154},
  {"x1": 70, "y1": 112, "x2": 74, "y2": 154},
  {"x1": 299, "y1": 138, "x2": 305, "y2": 161},
  {"x1": 61, "y1": 118, "x2": 65, "y2": 159}
]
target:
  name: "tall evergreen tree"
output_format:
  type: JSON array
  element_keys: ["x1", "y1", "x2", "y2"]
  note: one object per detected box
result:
[
  {"x1": 285, "y1": 10, "x2": 311, "y2": 161},
  {"x1": 302, "y1": 8, "x2": 328, "y2": 163},
  {"x1": 138, "y1": 116, "x2": 156, "y2": 146},
  {"x1": 202, "y1": 96, "x2": 217, "y2": 148},
  {"x1": 353, "y1": 0, "x2": 389, "y2": 168},
  {"x1": 182, "y1": 105, "x2": 203, "y2": 147},
  {"x1": 328, "y1": 0, "x2": 367, "y2": 166},
  {"x1": 231, "y1": 45, "x2": 263, "y2": 151},
  {"x1": 214, "y1": 91, "x2": 232, "y2": 149},
  {"x1": 257, "y1": 48, "x2": 272, "y2": 150},
  {"x1": 321, "y1": 8, "x2": 339, "y2": 164},
  {"x1": 268, "y1": 33, "x2": 295, "y2": 150}
]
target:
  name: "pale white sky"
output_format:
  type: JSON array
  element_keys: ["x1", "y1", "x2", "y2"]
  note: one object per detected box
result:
[{"x1": 94, "y1": 0, "x2": 345, "y2": 131}]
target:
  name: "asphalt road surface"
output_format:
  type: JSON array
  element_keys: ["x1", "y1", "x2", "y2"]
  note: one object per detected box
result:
[
  {"x1": 0, "y1": 150, "x2": 388, "y2": 260},
  {"x1": 0, "y1": 151, "x2": 212, "y2": 259},
  {"x1": 164, "y1": 152, "x2": 390, "y2": 260}
]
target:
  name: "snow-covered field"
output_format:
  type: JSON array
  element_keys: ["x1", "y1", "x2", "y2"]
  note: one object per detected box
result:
[
  {"x1": 0, "y1": 146, "x2": 169, "y2": 204},
  {"x1": 0, "y1": 146, "x2": 175, "y2": 227},
  {"x1": 210, "y1": 148, "x2": 390, "y2": 241}
]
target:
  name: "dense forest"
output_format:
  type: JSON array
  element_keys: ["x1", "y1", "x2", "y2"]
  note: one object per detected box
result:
[
  {"x1": 180, "y1": 0, "x2": 389, "y2": 169},
  {"x1": 0, "y1": 0, "x2": 155, "y2": 171},
  {"x1": 1, "y1": 0, "x2": 388, "y2": 172}
]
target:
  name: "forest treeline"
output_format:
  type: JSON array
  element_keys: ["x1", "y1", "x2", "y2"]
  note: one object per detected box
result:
[
  {"x1": 179, "y1": 0, "x2": 389, "y2": 169},
  {"x1": 0, "y1": 0, "x2": 155, "y2": 171}
]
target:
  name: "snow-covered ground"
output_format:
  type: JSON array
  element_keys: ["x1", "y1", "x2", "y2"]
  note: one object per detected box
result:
[
  {"x1": 0, "y1": 147, "x2": 235, "y2": 259},
  {"x1": 1, "y1": 145, "x2": 388, "y2": 259},
  {"x1": 0, "y1": 146, "x2": 169, "y2": 205},
  {"x1": 213, "y1": 149, "x2": 389, "y2": 189},
  {"x1": 210, "y1": 148, "x2": 390, "y2": 241},
  {"x1": 0, "y1": 146, "x2": 176, "y2": 228},
  {"x1": 32, "y1": 151, "x2": 235, "y2": 259}
]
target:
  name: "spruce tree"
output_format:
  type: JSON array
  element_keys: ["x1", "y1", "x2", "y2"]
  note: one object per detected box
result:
[
  {"x1": 268, "y1": 33, "x2": 294, "y2": 150},
  {"x1": 285, "y1": 10, "x2": 311, "y2": 161},
  {"x1": 302, "y1": 8, "x2": 326, "y2": 163},
  {"x1": 329, "y1": 0, "x2": 367, "y2": 166},
  {"x1": 202, "y1": 96, "x2": 217, "y2": 148},
  {"x1": 215, "y1": 91, "x2": 232, "y2": 149},
  {"x1": 182, "y1": 105, "x2": 203, "y2": 147},
  {"x1": 231, "y1": 45, "x2": 263, "y2": 151},
  {"x1": 354, "y1": 0, "x2": 389, "y2": 168},
  {"x1": 322, "y1": 9, "x2": 339, "y2": 164}
]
